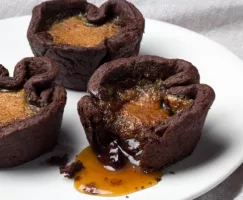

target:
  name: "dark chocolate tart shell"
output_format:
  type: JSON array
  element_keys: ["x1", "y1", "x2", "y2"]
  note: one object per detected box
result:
[
  {"x1": 0, "y1": 57, "x2": 66, "y2": 168},
  {"x1": 27, "y1": 0, "x2": 145, "y2": 91},
  {"x1": 77, "y1": 55, "x2": 215, "y2": 172}
]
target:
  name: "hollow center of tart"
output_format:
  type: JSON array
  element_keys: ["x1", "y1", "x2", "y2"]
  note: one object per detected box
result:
[
  {"x1": 74, "y1": 146, "x2": 162, "y2": 197},
  {"x1": 108, "y1": 80, "x2": 193, "y2": 138},
  {"x1": 0, "y1": 90, "x2": 38, "y2": 126},
  {"x1": 48, "y1": 15, "x2": 120, "y2": 47}
]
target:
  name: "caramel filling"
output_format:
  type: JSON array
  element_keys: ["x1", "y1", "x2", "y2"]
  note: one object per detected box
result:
[
  {"x1": 0, "y1": 90, "x2": 37, "y2": 126},
  {"x1": 106, "y1": 80, "x2": 193, "y2": 138},
  {"x1": 114, "y1": 87, "x2": 169, "y2": 133},
  {"x1": 49, "y1": 15, "x2": 120, "y2": 47},
  {"x1": 74, "y1": 146, "x2": 162, "y2": 197}
]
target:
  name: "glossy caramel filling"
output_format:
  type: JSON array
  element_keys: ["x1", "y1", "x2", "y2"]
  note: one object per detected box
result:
[
  {"x1": 107, "y1": 80, "x2": 193, "y2": 138},
  {"x1": 0, "y1": 90, "x2": 37, "y2": 126},
  {"x1": 74, "y1": 146, "x2": 162, "y2": 197},
  {"x1": 49, "y1": 15, "x2": 119, "y2": 47}
]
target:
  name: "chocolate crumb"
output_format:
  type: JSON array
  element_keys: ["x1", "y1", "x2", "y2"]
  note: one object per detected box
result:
[
  {"x1": 46, "y1": 154, "x2": 68, "y2": 167},
  {"x1": 169, "y1": 171, "x2": 175, "y2": 174},
  {"x1": 126, "y1": 196, "x2": 129, "y2": 198},
  {"x1": 83, "y1": 182, "x2": 99, "y2": 195},
  {"x1": 60, "y1": 160, "x2": 84, "y2": 178},
  {"x1": 155, "y1": 177, "x2": 161, "y2": 182}
]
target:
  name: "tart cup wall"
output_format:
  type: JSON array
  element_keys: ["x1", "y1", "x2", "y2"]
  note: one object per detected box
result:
[
  {"x1": 77, "y1": 55, "x2": 215, "y2": 171},
  {"x1": 0, "y1": 57, "x2": 66, "y2": 168},
  {"x1": 27, "y1": 0, "x2": 145, "y2": 91}
]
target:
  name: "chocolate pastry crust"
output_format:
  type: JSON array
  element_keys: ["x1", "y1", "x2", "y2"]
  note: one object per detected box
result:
[
  {"x1": 78, "y1": 55, "x2": 215, "y2": 172},
  {"x1": 0, "y1": 57, "x2": 66, "y2": 168},
  {"x1": 27, "y1": 0, "x2": 145, "y2": 91}
]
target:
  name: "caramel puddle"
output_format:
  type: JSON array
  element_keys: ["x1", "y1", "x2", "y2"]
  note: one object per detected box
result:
[
  {"x1": 74, "y1": 146, "x2": 162, "y2": 197},
  {"x1": 0, "y1": 89, "x2": 37, "y2": 126},
  {"x1": 49, "y1": 15, "x2": 120, "y2": 47}
]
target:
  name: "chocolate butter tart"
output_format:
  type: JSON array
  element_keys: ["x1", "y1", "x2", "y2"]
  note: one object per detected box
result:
[
  {"x1": 78, "y1": 55, "x2": 215, "y2": 172},
  {"x1": 0, "y1": 57, "x2": 66, "y2": 168},
  {"x1": 27, "y1": 0, "x2": 145, "y2": 91}
]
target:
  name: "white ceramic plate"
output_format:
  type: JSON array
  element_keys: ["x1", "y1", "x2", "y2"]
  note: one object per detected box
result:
[{"x1": 0, "y1": 16, "x2": 243, "y2": 200}]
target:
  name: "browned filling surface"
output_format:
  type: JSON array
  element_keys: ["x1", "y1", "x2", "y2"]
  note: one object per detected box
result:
[
  {"x1": 103, "y1": 80, "x2": 193, "y2": 138},
  {"x1": 48, "y1": 15, "x2": 120, "y2": 47},
  {"x1": 0, "y1": 90, "x2": 38, "y2": 126}
]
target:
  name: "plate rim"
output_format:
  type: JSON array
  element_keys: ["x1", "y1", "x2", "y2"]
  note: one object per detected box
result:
[{"x1": 0, "y1": 15, "x2": 242, "y2": 200}]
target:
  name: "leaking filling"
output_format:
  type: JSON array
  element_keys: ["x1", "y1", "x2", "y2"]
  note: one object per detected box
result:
[
  {"x1": 0, "y1": 89, "x2": 39, "y2": 126},
  {"x1": 48, "y1": 14, "x2": 120, "y2": 47},
  {"x1": 74, "y1": 146, "x2": 161, "y2": 197},
  {"x1": 95, "y1": 80, "x2": 193, "y2": 170}
]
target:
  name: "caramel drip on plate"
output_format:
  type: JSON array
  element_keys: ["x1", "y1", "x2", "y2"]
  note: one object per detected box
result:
[{"x1": 74, "y1": 146, "x2": 162, "y2": 197}]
